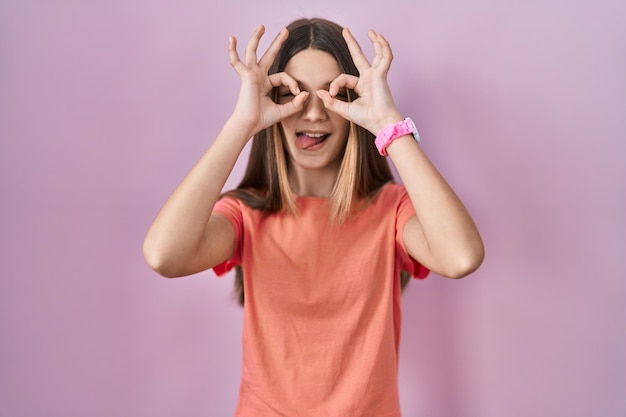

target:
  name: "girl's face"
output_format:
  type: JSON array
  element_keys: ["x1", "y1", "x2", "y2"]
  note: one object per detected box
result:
[{"x1": 278, "y1": 49, "x2": 350, "y2": 175}]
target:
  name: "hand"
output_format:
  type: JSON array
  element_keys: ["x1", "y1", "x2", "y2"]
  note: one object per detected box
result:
[
  {"x1": 316, "y1": 28, "x2": 404, "y2": 135},
  {"x1": 228, "y1": 25, "x2": 309, "y2": 138}
]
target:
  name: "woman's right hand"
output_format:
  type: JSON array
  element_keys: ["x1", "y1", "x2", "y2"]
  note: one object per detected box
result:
[{"x1": 228, "y1": 25, "x2": 309, "y2": 138}]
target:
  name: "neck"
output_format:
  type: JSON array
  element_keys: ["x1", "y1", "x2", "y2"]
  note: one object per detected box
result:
[{"x1": 289, "y1": 166, "x2": 339, "y2": 198}]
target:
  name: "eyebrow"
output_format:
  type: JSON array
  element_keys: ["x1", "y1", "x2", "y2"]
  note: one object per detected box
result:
[{"x1": 293, "y1": 79, "x2": 333, "y2": 90}]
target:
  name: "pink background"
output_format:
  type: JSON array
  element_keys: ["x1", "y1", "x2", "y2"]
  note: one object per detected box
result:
[{"x1": 1, "y1": 0, "x2": 624, "y2": 416}]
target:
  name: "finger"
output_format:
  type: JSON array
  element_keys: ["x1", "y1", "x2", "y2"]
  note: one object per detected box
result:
[
  {"x1": 367, "y1": 30, "x2": 383, "y2": 67},
  {"x1": 328, "y1": 74, "x2": 359, "y2": 96},
  {"x1": 228, "y1": 36, "x2": 249, "y2": 76},
  {"x1": 244, "y1": 25, "x2": 265, "y2": 65},
  {"x1": 268, "y1": 72, "x2": 301, "y2": 95},
  {"x1": 316, "y1": 90, "x2": 352, "y2": 120},
  {"x1": 259, "y1": 28, "x2": 289, "y2": 70},
  {"x1": 375, "y1": 32, "x2": 394, "y2": 70},
  {"x1": 228, "y1": 36, "x2": 240, "y2": 65},
  {"x1": 342, "y1": 27, "x2": 371, "y2": 72}
]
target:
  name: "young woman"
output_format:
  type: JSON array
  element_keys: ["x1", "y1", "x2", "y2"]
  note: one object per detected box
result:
[{"x1": 143, "y1": 18, "x2": 484, "y2": 417}]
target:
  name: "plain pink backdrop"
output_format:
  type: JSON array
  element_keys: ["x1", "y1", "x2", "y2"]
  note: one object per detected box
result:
[{"x1": 1, "y1": 0, "x2": 624, "y2": 416}]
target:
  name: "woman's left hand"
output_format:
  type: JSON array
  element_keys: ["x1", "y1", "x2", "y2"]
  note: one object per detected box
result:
[{"x1": 316, "y1": 28, "x2": 404, "y2": 135}]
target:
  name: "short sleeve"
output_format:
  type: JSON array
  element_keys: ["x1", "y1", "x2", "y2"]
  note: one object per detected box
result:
[
  {"x1": 395, "y1": 187, "x2": 430, "y2": 279},
  {"x1": 212, "y1": 197, "x2": 243, "y2": 276}
]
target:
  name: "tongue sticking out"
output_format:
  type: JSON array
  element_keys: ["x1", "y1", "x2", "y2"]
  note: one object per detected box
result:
[{"x1": 295, "y1": 133, "x2": 327, "y2": 149}]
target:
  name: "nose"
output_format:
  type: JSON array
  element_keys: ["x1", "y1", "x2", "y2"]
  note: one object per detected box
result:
[{"x1": 302, "y1": 92, "x2": 327, "y2": 122}]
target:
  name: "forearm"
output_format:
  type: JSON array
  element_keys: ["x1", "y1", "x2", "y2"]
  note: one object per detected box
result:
[
  {"x1": 318, "y1": 27, "x2": 483, "y2": 276},
  {"x1": 386, "y1": 134, "x2": 484, "y2": 278},
  {"x1": 142, "y1": 117, "x2": 251, "y2": 274}
]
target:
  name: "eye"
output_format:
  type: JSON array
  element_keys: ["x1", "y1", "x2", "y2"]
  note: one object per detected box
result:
[
  {"x1": 334, "y1": 89, "x2": 349, "y2": 102},
  {"x1": 276, "y1": 90, "x2": 295, "y2": 103}
]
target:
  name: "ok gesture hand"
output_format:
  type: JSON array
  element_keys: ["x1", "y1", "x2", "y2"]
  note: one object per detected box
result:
[
  {"x1": 228, "y1": 26, "x2": 309, "y2": 138},
  {"x1": 316, "y1": 28, "x2": 404, "y2": 135}
]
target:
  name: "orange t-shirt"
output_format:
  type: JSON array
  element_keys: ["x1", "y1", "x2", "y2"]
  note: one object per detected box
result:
[{"x1": 213, "y1": 183, "x2": 429, "y2": 417}]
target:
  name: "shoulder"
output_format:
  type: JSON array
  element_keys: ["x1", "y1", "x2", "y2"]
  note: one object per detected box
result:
[
  {"x1": 352, "y1": 183, "x2": 409, "y2": 219},
  {"x1": 366, "y1": 183, "x2": 415, "y2": 224},
  {"x1": 371, "y1": 182, "x2": 408, "y2": 205},
  {"x1": 214, "y1": 195, "x2": 250, "y2": 225},
  {"x1": 381, "y1": 182, "x2": 406, "y2": 196},
  {"x1": 215, "y1": 194, "x2": 243, "y2": 211}
]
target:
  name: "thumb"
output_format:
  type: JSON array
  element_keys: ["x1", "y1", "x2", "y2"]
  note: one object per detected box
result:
[{"x1": 316, "y1": 90, "x2": 351, "y2": 120}]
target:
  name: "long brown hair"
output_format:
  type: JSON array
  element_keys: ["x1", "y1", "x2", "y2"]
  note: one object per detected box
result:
[{"x1": 223, "y1": 18, "x2": 409, "y2": 305}]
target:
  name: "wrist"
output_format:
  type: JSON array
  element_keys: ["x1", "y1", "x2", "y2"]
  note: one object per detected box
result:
[
  {"x1": 372, "y1": 112, "x2": 405, "y2": 135},
  {"x1": 374, "y1": 117, "x2": 421, "y2": 156},
  {"x1": 224, "y1": 116, "x2": 259, "y2": 144}
]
